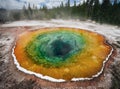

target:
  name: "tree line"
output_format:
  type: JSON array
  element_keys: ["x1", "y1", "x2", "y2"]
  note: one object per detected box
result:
[{"x1": 0, "y1": 0, "x2": 120, "y2": 25}]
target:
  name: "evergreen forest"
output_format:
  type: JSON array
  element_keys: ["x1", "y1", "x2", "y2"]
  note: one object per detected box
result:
[{"x1": 0, "y1": 0, "x2": 120, "y2": 26}]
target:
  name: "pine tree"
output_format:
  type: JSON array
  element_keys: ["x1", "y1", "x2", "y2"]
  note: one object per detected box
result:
[
  {"x1": 23, "y1": 5, "x2": 27, "y2": 14},
  {"x1": 74, "y1": 0, "x2": 76, "y2": 7},
  {"x1": 100, "y1": 0, "x2": 111, "y2": 23},
  {"x1": 87, "y1": 0, "x2": 94, "y2": 18},
  {"x1": 111, "y1": 0, "x2": 120, "y2": 25},
  {"x1": 28, "y1": 3, "x2": 33, "y2": 14},
  {"x1": 60, "y1": 1, "x2": 64, "y2": 8},
  {"x1": 66, "y1": 0, "x2": 70, "y2": 7},
  {"x1": 91, "y1": 0, "x2": 100, "y2": 21}
]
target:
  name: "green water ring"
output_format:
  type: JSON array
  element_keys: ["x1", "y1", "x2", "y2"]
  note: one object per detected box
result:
[{"x1": 25, "y1": 30, "x2": 86, "y2": 67}]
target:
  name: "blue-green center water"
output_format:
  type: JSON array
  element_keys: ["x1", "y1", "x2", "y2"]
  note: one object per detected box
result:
[{"x1": 25, "y1": 31, "x2": 86, "y2": 67}]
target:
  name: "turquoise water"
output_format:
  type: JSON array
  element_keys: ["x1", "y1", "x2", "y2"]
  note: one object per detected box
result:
[{"x1": 25, "y1": 31, "x2": 86, "y2": 67}]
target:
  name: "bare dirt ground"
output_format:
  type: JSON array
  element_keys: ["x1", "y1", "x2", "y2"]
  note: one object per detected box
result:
[{"x1": 0, "y1": 20, "x2": 120, "y2": 89}]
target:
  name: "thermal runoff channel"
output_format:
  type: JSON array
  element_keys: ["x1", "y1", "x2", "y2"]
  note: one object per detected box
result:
[{"x1": 13, "y1": 28, "x2": 112, "y2": 81}]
